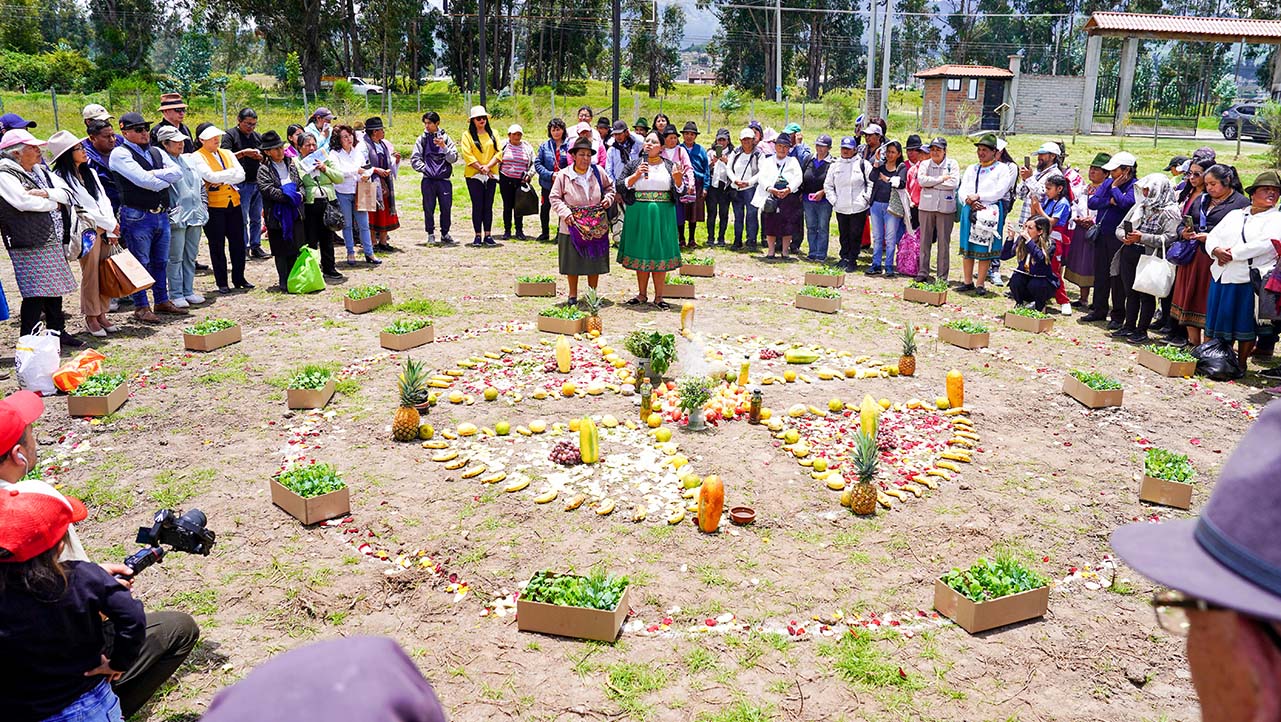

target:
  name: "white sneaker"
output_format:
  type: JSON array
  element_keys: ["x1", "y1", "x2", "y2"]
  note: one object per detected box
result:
[
  {"x1": 170, "y1": 297, "x2": 190, "y2": 309},
  {"x1": 185, "y1": 293, "x2": 206, "y2": 305},
  {"x1": 108, "y1": 299, "x2": 119, "y2": 312},
  {"x1": 427, "y1": 233, "x2": 437, "y2": 245},
  {"x1": 989, "y1": 271, "x2": 1005, "y2": 287},
  {"x1": 1060, "y1": 302, "x2": 1073, "y2": 316}
]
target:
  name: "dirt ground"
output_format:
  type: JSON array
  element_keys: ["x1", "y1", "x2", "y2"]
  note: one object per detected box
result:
[{"x1": 25, "y1": 198, "x2": 1267, "y2": 722}]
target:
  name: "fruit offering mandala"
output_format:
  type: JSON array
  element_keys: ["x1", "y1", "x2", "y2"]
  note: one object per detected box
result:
[
  {"x1": 434, "y1": 338, "x2": 637, "y2": 404},
  {"x1": 427, "y1": 419, "x2": 700, "y2": 525},
  {"x1": 700, "y1": 335, "x2": 907, "y2": 383}
]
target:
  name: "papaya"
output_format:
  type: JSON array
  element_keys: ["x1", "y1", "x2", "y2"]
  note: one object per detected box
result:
[
  {"x1": 579, "y1": 416, "x2": 599, "y2": 464},
  {"x1": 697, "y1": 475, "x2": 725, "y2": 533},
  {"x1": 555, "y1": 336, "x2": 572, "y2": 373},
  {"x1": 784, "y1": 348, "x2": 819, "y2": 364},
  {"x1": 946, "y1": 369, "x2": 964, "y2": 409}
]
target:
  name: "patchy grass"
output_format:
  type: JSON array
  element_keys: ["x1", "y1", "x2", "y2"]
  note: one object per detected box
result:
[
  {"x1": 819, "y1": 630, "x2": 924, "y2": 692},
  {"x1": 63, "y1": 474, "x2": 134, "y2": 519},
  {"x1": 149, "y1": 468, "x2": 216, "y2": 507},
  {"x1": 164, "y1": 589, "x2": 219, "y2": 616},
  {"x1": 604, "y1": 661, "x2": 668, "y2": 719},
  {"x1": 683, "y1": 646, "x2": 720, "y2": 674},
  {"x1": 696, "y1": 700, "x2": 779, "y2": 722},
  {"x1": 392, "y1": 298, "x2": 456, "y2": 316}
]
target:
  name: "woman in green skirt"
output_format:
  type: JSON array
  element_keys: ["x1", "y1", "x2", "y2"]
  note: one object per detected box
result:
[
  {"x1": 619, "y1": 132, "x2": 684, "y2": 309},
  {"x1": 549, "y1": 136, "x2": 615, "y2": 304}
]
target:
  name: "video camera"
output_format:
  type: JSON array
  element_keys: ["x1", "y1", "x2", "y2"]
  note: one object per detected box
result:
[{"x1": 120, "y1": 508, "x2": 216, "y2": 579}]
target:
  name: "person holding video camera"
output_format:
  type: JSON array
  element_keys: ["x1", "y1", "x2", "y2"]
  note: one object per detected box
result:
[{"x1": 0, "y1": 390, "x2": 200, "y2": 719}]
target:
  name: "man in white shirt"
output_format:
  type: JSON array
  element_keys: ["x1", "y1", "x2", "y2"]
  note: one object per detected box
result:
[{"x1": 727, "y1": 128, "x2": 761, "y2": 249}]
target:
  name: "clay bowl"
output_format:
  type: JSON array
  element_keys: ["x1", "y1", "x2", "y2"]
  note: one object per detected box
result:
[{"x1": 729, "y1": 506, "x2": 756, "y2": 525}]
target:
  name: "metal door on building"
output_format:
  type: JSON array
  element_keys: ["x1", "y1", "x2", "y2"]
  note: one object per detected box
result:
[
  {"x1": 1092, "y1": 73, "x2": 1204, "y2": 136},
  {"x1": 981, "y1": 81, "x2": 1005, "y2": 130}
]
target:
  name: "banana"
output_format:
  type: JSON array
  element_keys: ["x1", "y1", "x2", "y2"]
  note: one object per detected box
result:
[
  {"x1": 826, "y1": 478, "x2": 846, "y2": 491},
  {"x1": 443, "y1": 457, "x2": 469, "y2": 470},
  {"x1": 877, "y1": 493, "x2": 894, "y2": 508},
  {"x1": 631, "y1": 507, "x2": 647, "y2": 522},
  {"x1": 916, "y1": 475, "x2": 939, "y2": 490},
  {"x1": 926, "y1": 468, "x2": 952, "y2": 480},
  {"x1": 445, "y1": 369, "x2": 465, "y2": 377},
  {"x1": 427, "y1": 380, "x2": 453, "y2": 388},
  {"x1": 940, "y1": 451, "x2": 972, "y2": 462},
  {"x1": 457, "y1": 360, "x2": 476, "y2": 369},
  {"x1": 442, "y1": 431, "x2": 458, "y2": 440},
  {"x1": 952, "y1": 417, "x2": 974, "y2": 428},
  {"x1": 902, "y1": 483, "x2": 924, "y2": 497},
  {"x1": 799, "y1": 457, "x2": 815, "y2": 467},
  {"x1": 955, "y1": 430, "x2": 981, "y2": 441},
  {"x1": 667, "y1": 509, "x2": 685, "y2": 525},
  {"x1": 686, "y1": 501, "x2": 698, "y2": 512},
  {"x1": 816, "y1": 368, "x2": 838, "y2": 380},
  {"x1": 422, "y1": 440, "x2": 449, "y2": 449},
  {"x1": 518, "y1": 343, "x2": 533, "y2": 350},
  {"x1": 854, "y1": 355, "x2": 871, "y2": 364},
  {"x1": 504, "y1": 478, "x2": 530, "y2": 492},
  {"x1": 431, "y1": 450, "x2": 458, "y2": 462},
  {"x1": 480, "y1": 472, "x2": 507, "y2": 484},
  {"x1": 564, "y1": 494, "x2": 587, "y2": 511},
  {"x1": 942, "y1": 408, "x2": 969, "y2": 416},
  {"x1": 812, "y1": 469, "x2": 834, "y2": 480},
  {"x1": 595, "y1": 499, "x2": 616, "y2": 515},
  {"x1": 500, "y1": 346, "x2": 515, "y2": 354},
  {"x1": 533, "y1": 489, "x2": 557, "y2": 504},
  {"x1": 682, "y1": 488, "x2": 697, "y2": 499},
  {"x1": 799, "y1": 374, "x2": 814, "y2": 384},
  {"x1": 484, "y1": 352, "x2": 502, "y2": 360},
  {"x1": 883, "y1": 488, "x2": 908, "y2": 501},
  {"x1": 936, "y1": 460, "x2": 961, "y2": 473},
  {"x1": 516, "y1": 426, "x2": 532, "y2": 436},
  {"x1": 461, "y1": 465, "x2": 487, "y2": 478},
  {"x1": 807, "y1": 405, "x2": 827, "y2": 417},
  {"x1": 947, "y1": 438, "x2": 975, "y2": 448}
]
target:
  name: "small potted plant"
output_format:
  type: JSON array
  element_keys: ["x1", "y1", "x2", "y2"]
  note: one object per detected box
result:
[
  {"x1": 517, "y1": 566, "x2": 631, "y2": 642},
  {"x1": 537, "y1": 304, "x2": 587, "y2": 335},
  {"x1": 676, "y1": 375, "x2": 715, "y2": 431},
  {"x1": 1136, "y1": 344, "x2": 1197, "y2": 378},
  {"x1": 646, "y1": 333, "x2": 676, "y2": 385},
  {"x1": 515, "y1": 274, "x2": 557, "y2": 297},
  {"x1": 1140, "y1": 447, "x2": 1195, "y2": 509},
  {"x1": 664, "y1": 274, "x2": 696, "y2": 299},
  {"x1": 286, "y1": 365, "x2": 336, "y2": 410},
  {"x1": 680, "y1": 255, "x2": 716, "y2": 278},
  {"x1": 67, "y1": 371, "x2": 128, "y2": 417},
  {"x1": 183, "y1": 318, "x2": 242, "y2": 352},
  {"x1": 380, "y1": 318, "x2": 434, "y2": 351},
  {"x1": 795, "y1": 284, "x2": 841, "y2": 313},
  {"x1": 270, "y1": 461, "x2": 350, "y2": 525},
  {"x1": 804, "y1": 264, "x2": 845, "y2": 288},
  {"x1": 938, "y1": 319, "x2": 990, "y2": 350},
  {"x1": 935, "y1": 555, "x2": 1051, "y2": 634},
  {"x1": 903, "y1": 278, "x2": 948, "y2": 306},
  {"x1": 1063, "y1": 369, "x2": 1123, "y2": 408},
  {"x1": 1003, "y1": 306, "x2": 1055, "y2": 334},
  {"x1": 343, "y1": 284, "x2": 392, "y2": 314}
]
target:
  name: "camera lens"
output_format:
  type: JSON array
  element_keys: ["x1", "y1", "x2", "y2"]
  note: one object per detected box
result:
[{"x1": 180, "y1": 509, "x2": 207, "y2": 527}]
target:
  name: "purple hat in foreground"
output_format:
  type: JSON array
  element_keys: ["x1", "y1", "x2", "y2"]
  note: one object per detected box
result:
[
  {"x1": 202, "y1": 636, "x2": 448, "y2": 722},
  {"x1": 1112, "y1": 401, "x2": 1281, "y2": 622}
]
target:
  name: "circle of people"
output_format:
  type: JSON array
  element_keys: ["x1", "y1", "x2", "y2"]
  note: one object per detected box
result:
[{"x1": 1, "y1": 99, "x2": 1279, "y2": 375}]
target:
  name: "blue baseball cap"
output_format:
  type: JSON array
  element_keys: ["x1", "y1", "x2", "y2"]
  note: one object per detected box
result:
[
  {"x1": 840, "y1": 136, "x2": 857, "y2": 150},
  {"x1": 0, "y1": 113, "x2": 36, "y2": 132}
]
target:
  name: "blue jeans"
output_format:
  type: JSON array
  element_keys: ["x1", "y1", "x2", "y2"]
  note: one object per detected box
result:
[
  {"x1": 167, "y1": 223, "x2": 201, "y2": 299},
  {"x1": 121, "y1": 208, "x2": 170, "y2": 307},
  {"x1": 868, "y1": 200, "x2": 901, "y2": 272},
  {"x1": 239, "y1": 181, "x2": 263, "y2": 249},
  {"x1": 803, "y1": 198, "x2": 833, "y2": 260},
  {"x1": 336, "y1": 192, "x2": 373, "y2": 257},
  {"x1": 45, "y1": 679, "x2": 122, "y2": 722},
  {"x1": 731, "y1": 188, "x2": 758, "y2": 246}
]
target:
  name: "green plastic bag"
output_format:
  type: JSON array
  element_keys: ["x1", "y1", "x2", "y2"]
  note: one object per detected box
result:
[{"x1": 287, "y1": 247, "x2": 325, "y2": 294}]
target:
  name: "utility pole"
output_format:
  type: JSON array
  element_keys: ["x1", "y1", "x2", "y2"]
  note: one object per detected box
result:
[
  {"x1": 880, "y1": 0, "x2": 893, "y2": 115},
  {"x1": 865, "y1": 0, "x2": 877, "y2": 119},
  {"x1": 479, "y1": 0, "x2": 488, "y2": 107},
  {"x1": 612, "y1": 0, "x2": 621, "y2": 120},
  {"x1": 775, "y1": 0, "x2": 782, "y2": 103}
]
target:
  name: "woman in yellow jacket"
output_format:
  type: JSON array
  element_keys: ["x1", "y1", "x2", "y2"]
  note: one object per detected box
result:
[{"x1": 458, "y1": 105, "x2": 501, "y2": 246}]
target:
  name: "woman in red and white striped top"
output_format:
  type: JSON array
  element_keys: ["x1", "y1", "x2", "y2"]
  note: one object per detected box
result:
[{"x1": 498, "y1": 125, "x2": 535, "y2": 240}]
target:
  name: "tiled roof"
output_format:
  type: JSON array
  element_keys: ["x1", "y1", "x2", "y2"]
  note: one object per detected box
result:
[
  {"x1": 1084, "y1": 12, "x2": 1281, "y2": 39},
  {"x1": 915, "y1": 65, "x2": 1014, "y2": 79}
]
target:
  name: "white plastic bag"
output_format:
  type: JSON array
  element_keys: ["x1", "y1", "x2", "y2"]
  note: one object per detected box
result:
[
  {"x1": 15, "y1": 324, "x2": 61, "y2": 395},
  {"x1": 1134, "y1": 240, "x2": 1175, "y2": 298}
]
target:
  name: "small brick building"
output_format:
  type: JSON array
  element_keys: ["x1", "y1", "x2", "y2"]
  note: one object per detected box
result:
[{"x1": 916, "y1": 64, "x2": 1013, "y2": 135}]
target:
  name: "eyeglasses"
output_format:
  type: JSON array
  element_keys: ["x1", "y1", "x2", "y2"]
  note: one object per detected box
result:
[
  {"x1": 1187, "y1": 171, "x2": 1203, "y2": 178},
  {"x1": 1152, "y1": 589, "x2": 1224, "y2": 636}
]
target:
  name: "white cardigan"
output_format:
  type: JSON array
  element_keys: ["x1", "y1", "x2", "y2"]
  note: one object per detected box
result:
[
  {"x1": 1204, "y1": 205, "x2": 1281, "y2": 284},
  {"x1": 750, "y1": 153, "x2": 802, "y2": 209},
  {"x1": 53, "y1": 172, "x2": 116, "y2": 234},
  {"x1": 958, "y1": 161, "x2": 1016, "y2": 205}
]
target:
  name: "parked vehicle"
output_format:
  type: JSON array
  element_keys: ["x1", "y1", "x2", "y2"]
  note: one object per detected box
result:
[
  {"x1": 319, "y1": 76, "x2": 384, "y2": 96},
  {"x1": 1220, "y1": 103, "x2": 1272, "y2": 141}
]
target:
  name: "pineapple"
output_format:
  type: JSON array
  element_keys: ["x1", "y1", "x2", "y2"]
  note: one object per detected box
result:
[
  {"x1": 897, "y1": 325, "x2": 917, "y2": 377},
  {"x1": 582, "y1": 288, "x2": 603, "y2": 334},
  {"x1": 849, "y1": 431, "x2": 879, "y2": 516},
  {"x1": 393, "y1": 357, "x2": 430, "y2": 442}
]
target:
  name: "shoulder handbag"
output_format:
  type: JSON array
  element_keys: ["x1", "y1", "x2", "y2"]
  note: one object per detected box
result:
[
  {"x1": 514, "y1": 180, "x2": 539, "y2": 216},
  {"x1": 1168, "y1": 195, "x2": 1207, "y2": 266},
  {"x1": 322, "y1": 198, "x2": 346, "y2": 232},
  {"x1": 1133, "y1": 237, "x2": 1176, "y2": 298},
  {"x1": 1240, "y1": 219, "x2": 1281, "y2": 322}
]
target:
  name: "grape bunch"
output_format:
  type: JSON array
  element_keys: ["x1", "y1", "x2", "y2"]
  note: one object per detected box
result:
[
  {"x1": 550, "y1": 441, "x2": 582, "y2": 466},
  {"x1": 758, "y1": 348, "x2": 782, "y2": 360}
]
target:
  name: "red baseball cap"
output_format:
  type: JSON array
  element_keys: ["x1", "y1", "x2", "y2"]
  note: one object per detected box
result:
[
  {"x1": 0, "y1": 480, "x2": 87, "y2": 563},
  {"x1": 0, "y1": 390, "x2": 43, "y2": 455}
]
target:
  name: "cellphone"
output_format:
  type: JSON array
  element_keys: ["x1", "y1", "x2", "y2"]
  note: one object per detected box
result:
[
  {"x1": 1183, "y1": 215, "x2": 1194, "y2": 229},
  {"x1": 1023, "y1": 156, "x2": 1031, "y2": 169},
  {"x1": 1123, "y1": 220, "x2": 1134, "y2": 234}
]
